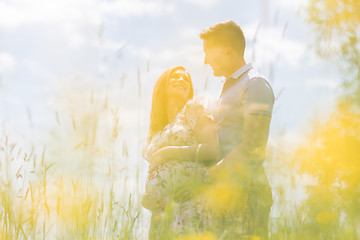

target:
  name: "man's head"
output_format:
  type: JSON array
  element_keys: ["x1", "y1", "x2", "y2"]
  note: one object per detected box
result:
[{"x1": 200, "y1": 20, "x2": 246, "y2": 78}]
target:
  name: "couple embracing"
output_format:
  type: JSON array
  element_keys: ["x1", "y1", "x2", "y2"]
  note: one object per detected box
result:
[{"x1": 142, "y1": 20, "x2": 274, "y2": 240}]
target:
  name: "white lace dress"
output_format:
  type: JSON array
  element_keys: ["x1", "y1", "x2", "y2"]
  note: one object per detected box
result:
[{"x1": 144, "y1": 99, "x2": 212, "y2": 237}]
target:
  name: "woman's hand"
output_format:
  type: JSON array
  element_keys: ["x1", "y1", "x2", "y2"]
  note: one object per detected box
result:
[{"x1": 148, "y1": 146, "x2": 174, "y2": 172}]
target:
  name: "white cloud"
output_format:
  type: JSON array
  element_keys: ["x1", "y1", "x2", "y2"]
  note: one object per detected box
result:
[
  {"x1": 101, "y1": 0, "x2": 174, "y2": 17},
  {"x1": 283, "y1": 75, "x2": 341, "y2": 90},
  {"x1": 100, "y1": 40, "x2": 128, "y2": 52},
  {"x1": 273, "y1": 0, "x2": 309, "y2": 11},
  {"x1": 0, "y1": 53, "x2": 16, "y2": 73},
  {"x1": 0, "y1": 0, "x2": 90, "y2": 28},
  {"x1": 59, "y1": 23, "x2": 87, "y2": 49},
  {"x1": 179, "y1": 27, "x2": 201, "y2": 39},
  {"x1": 181, "y1": 0, "x2": 220, "y2": 8},
  {"x1": 304, "y1": 77, "x2": 340, "y2": 89},
  {"x1": 244, "y1": 24, "x2": 306, "y2": 68},
  {"x1": 0, "y1": 0, "x2": 174, "y2": 28},
  {"x1": 127, "y1": 43, "x2": 203, "y2": 68},
  {"x1": 127, "y1": 45, "x2": 152, "y2": 60}
]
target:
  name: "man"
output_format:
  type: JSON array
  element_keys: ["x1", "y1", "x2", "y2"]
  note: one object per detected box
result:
[{"x1": 200, "y1": 20, "x2": 274, "y2": 239}]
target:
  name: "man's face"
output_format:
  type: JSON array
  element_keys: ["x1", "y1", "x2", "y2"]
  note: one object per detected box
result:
[{"x1": 203, "y1": 39, "x2": 228, "y2": 77}]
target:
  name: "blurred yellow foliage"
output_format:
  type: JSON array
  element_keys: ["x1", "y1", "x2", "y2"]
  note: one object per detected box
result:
[
  {"x1": 308, "y1": 0, "x2": 360, "y2": 28},
  {"x1": 316, "y1": 211, "x2": 338, "y2": 224},
  {"x1": 202, "y1": 181, "x2": 246, "y2": 215},
  {"x1": 295, "y1": 104, "x2": 360, "y2": 185},
  {"x1": 175, "y1": 231, "x2": 216, "y2": 240},
  {"x1": 293, "y1": 104, "x2": 360, "y2": 232}
]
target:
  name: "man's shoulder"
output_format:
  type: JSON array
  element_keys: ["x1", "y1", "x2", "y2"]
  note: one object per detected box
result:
[
  {"x1": 247, "y1": 68, "x2": 264, "y2": 78},
  {"x1": 245, "y1": 69, "x2": 273, "y2": 91},
  {"x1": 224, "y1": 68, "x2": 273, "y2": 99},
  {"x1": 246, "y1": 69, "x2": 268, "y2": 84}
]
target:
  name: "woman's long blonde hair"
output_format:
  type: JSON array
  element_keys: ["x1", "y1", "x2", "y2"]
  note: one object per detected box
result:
[{"x1": 148, "y1": 66, "x2": 194, "y2": 141}]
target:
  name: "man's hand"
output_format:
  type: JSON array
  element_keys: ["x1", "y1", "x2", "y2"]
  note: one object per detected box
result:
[
  {"x1": 173, "y1": 174, "x2": 204, "y2": 202},
  {"x1": 141, "y1": 193, "x2": 165, "y2": 212}
]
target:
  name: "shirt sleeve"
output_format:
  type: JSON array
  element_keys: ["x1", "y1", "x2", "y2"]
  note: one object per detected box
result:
[{"x1": 244, "y1": 77, "x2": 275, "y2": 116}]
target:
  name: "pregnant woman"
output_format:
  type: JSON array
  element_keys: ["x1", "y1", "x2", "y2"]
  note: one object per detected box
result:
[{"x1": 142, "y1": 66, "x2": 220, "y2": 239}]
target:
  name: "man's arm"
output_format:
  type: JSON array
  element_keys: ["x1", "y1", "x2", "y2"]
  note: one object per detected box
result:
[
  {"x1": 208, "y1": 113, "x2": 271, "y2": 184},
  {"x1": 209, "y1": 77, "x2": 274, "y2": 184}
]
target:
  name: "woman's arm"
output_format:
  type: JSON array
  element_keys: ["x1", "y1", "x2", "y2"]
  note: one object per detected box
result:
[
  {"x1": 193, "y1": 115, "x2": 220, "y2": 161},
  {"x1": 148, "y1": 115, "x2": 220, "y2": 171}
]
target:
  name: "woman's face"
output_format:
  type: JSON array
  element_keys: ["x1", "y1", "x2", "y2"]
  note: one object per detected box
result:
[{"x1": 166, "y1": 69, "x2": 191, "y2": 103}]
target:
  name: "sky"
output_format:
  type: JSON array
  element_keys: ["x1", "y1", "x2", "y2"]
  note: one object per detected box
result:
[{"x1": 0, "y1": 0, "x2": 343, "y2": 158}]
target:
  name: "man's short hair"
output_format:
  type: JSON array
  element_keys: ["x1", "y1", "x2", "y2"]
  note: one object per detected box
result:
[{"x1": 200, "y1": 20, "x2": 246, "y2": 56}]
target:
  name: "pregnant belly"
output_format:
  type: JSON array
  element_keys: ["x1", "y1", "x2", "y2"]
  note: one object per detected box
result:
[{"x1": 145, "y1": 161, "x2": 206, "y2": 202}]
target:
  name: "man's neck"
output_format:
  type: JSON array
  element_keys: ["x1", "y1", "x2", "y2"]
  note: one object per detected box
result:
[{"x1": 224, "y1": 59, "x2": 246, "y2": 79}]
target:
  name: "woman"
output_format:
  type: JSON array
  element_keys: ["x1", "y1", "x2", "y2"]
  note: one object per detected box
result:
[{"x1": 142, "y1": 66, "x2": 220, "y2": 239}]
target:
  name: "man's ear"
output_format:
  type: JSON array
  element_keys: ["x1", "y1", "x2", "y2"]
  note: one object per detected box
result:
[{"x1": 225, "y1": 46, "x2": 236, "y2": 57}]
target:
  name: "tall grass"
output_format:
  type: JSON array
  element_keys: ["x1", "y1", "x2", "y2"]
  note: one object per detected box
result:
[{"x1": 0, "y1": 83, "x2": 144, "y2": 239}]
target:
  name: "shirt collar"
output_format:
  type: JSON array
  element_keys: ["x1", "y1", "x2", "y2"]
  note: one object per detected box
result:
[
  {"x1": 220, "y1": 63, "x2": 253, "y2": 97},
  {"x1": 229, "y1": 63, "x2": 253, "y2": 80}
]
